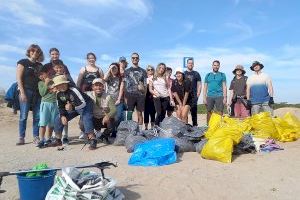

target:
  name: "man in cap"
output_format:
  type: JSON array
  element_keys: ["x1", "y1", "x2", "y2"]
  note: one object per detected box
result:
[
  {"x1": 246, "y1": 61, "x2": 274, "y2": 115},
  {"x1": 53, "y1": 75, "x2": 97, "y2": 150},
  {"x1": 119, "y1": 56, "x2": 128, "y2": 77},
  {"x1": 228, "y1": 65, "x2": 250, "y2": 118},
  {"x1": 184, "y1": 58, "x2": 202, "y2": 126},
  {"x1": 85, "y1": 78, "x2": 116, "y2": 144},
  {"x1": 203, "y1": 60, "x2": 227, "y2": 124}
]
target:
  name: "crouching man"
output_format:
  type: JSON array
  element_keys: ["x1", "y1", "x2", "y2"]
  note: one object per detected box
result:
[
  {"x1": 53, "y1": 75, "x2": 97, "y2": 150},
  {"x1": 85, "y1": 78, "x2": 116, "y2": 144}
]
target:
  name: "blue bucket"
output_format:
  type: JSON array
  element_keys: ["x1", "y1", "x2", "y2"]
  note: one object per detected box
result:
[{"x1": 17, "y1": 170, "x2": 56, "y2": 200}]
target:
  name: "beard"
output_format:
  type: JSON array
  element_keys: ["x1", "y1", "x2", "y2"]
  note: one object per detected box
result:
[{"x1": 213, "y1": 68, "x2": 219, "y2": 72}]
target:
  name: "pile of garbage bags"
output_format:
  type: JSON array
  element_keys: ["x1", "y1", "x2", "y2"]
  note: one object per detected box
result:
[
  {"x1": 46, "y1": 167, "x2": 124, "y2": 200},
  {"x1": 201, "y1": 112, "x2": 300, "y2": 163}
]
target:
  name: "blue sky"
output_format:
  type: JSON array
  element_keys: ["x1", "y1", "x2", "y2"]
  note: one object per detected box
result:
[{"x1": 0, "y1": 0, "x2": 299, "y2": 103}]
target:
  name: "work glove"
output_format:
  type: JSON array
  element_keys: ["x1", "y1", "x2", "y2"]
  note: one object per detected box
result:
[{"x1": 269, "y1": 97, "x2": 274, "y2": 105}]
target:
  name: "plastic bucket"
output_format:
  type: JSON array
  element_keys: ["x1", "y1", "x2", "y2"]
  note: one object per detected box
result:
[{"x1": 17, "y1": 170, "x2": 56, "y2": 200}]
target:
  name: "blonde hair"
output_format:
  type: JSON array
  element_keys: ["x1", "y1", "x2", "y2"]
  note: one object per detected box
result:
[{"x1": 153, "y1": 63, "x2": 168, "y2": 87}]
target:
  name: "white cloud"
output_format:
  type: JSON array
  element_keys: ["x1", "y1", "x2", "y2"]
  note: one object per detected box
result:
[
  {"x1": 100, "y1": 54, "x2": 113, "y2": 61},
  {"x1": 0, "y1": 44, "x2": 24, "y2": 55},
  {"x1": 65, "y1": 57, "x2": 86, "y2": 65},
  {"x1": 224, "y1": 20, "x2": 254, "y2": 43},
  {"x1": 0, "y1": 0, "x2": 46, "y2": 26}
]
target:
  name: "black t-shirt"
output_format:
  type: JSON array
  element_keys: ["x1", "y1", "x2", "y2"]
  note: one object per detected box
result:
[
  {"x1": 171, "y1": 79, "x2": 192, "y2": 104},
  {"x1": 184, "y1": 70, "x2": 201, "y2": 96},
  {"x1": 17, "y1": 58, "x2": 43, "y2": 91}
]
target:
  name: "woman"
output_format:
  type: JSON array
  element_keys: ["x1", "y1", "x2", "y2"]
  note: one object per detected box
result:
[
  {"x1": 228, "y1": 65, "x2": 250, "y2": 118},
  {"x1": 44, "y1": 48, "x2": 71, "y2": 78},
  {"x1": 143, "y1": 65, "x2": 156, "y2": 130},
  {"x1": 171, "y1": 68, "x2": 192, "y2": 123},
  {"x1": 16, "y1": 44, "x2": 44, "y2": 145},
  {"x1": 77, "y1": 52, "x2": 104, "y2": 92},
  {"x1": 104, "y1": 62, "x2": 125, "y2": 135},
  {"x1": 149, "y1": 63, "x2": 174, "y2": 126}
]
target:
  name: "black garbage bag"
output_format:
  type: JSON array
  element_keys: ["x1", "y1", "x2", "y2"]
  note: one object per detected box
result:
[
  {"x1": 125, "y1": 134, "x2": 147, "y2": 153},
  {"x1": 113, "y1": 120, "x2": 139, "y2": 146},
  {"x1": 174, "y1": 137, "x2": 196, "y2": 153},
  {"x1": 139, "y1": 129, "x2": 158, "y2": 140},
  {"x1": 233, "y1": 134, "x2": 256, "y2": 155},
  {"x1": 194, "y1": 139, "x2": 208, "y2": 153},
  {"x1": 159, "y1": 117, "x2": 186, "y2": 137},
  {"x1": 181, "y1": 125, "x2": 207, "y2": 142}
]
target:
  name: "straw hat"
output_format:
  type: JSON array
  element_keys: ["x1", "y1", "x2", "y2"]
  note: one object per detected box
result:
[
  {"x1": 232, "y1": 65, "x2": 246, "y2": 74},
  {"x1": 52, "y1": 75, "x2": 69, "y2": 87}
]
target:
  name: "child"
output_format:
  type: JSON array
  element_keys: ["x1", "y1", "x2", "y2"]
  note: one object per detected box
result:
[
  {"x1": 52, "y1": 60, "x2": 75, "y2": 144},
  {"x1": 52, "y1": 75, "x2": 97, "y2": 150},
  {"x1": 37, "y1": 66, "x2": 58, "y2": 148}
]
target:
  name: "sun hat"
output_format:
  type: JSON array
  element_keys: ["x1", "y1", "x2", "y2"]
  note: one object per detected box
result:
[
  {"x1": 232, "y1": 65, "x2": 246, "y2": 74},
  {"x1": 250, "y1": 61, "x2": 264, "y2": 71},
  {"x1": 92, "y1": 78, "x2": 105, "y2": 85},
  {"x1": 52, "y1": 75, "x2": 69, "y2": 87},
  {"x1": 175, "y1": 67, "x2": 184, "y2": 74}
]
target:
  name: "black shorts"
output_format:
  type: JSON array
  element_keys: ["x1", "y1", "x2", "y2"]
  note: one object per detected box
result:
[{"x1": 126, "y1": 94, "x2": 145, "y2": 112}]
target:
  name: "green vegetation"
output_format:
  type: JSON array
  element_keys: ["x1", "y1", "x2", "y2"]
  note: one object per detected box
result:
[{"x1": 197, "y1": 103, "x2": 300, "y2": 114}]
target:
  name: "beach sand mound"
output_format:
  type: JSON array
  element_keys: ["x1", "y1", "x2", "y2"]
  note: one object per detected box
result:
[{"x1": 274, "y1": 107, "x2": 300, "y2": 118}]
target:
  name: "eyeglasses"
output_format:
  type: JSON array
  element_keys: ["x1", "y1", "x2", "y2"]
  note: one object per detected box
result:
[{"x1": 131, "y1": 57, "x2": 139, "y2": 60}]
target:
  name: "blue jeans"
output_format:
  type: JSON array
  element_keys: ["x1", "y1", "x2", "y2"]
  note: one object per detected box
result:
[
  {"x1": 19, "y1": 89, "x2": 41, "y2": 138},
  {"x1": 54, "y1": 100, "x2": 94, "y2": 134},
  {"x1": 115, "y1": 102, "x2": 125, "y2": 125}
]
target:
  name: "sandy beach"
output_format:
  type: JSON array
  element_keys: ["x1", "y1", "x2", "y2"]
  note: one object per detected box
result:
[{"x1": 0, "y1": 105, "x2": 299, "y2": 200}]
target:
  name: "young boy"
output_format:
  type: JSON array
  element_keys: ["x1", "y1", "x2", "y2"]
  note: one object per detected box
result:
[
  {"x1": 52, "y1": 60, "x2": 76, "y2": 144},
  {"x1": 37, "y1": 66, "x2": 58, "y2": 148},
  {"x1": 52, "y1": 75, "x2": 97, "y2": 150}
]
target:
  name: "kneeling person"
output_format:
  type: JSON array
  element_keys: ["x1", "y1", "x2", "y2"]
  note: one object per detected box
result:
[
  {"x1": 86, "y1": 78, "x2": 116, "y2": 144},
  {"x1": 53, "y1": 75, "x2": 97, "y2": 150}
]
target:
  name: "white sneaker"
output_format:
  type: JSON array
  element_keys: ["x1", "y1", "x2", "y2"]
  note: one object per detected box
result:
[{"x1": 78, "y1": 132, "x2": 86, "y2": 139}]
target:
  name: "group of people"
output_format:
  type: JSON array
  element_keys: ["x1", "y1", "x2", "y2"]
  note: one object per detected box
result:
[{"x1": 14, "y1": 44, "x2": 274, "y2": 150}]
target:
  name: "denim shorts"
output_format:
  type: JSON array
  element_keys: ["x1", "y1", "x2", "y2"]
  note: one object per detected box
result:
[{"x1": 39, "y1": 101, "x2": 58, "y2": 127}]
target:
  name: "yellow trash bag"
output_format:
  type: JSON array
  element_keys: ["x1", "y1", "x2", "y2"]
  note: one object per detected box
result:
[
  {"x1": 205, "y1": 113, "x2": 222, "y2": 139},
  {"x1": 209, "y1": 125, "x2": 243, "y2": 144},
  {"x1": 223, "y1": 116, "x2": 252, "y2": 133},
  {"x1": 272, "y1": 117, "x2": 298, "y2": 142},
  {"x1": 283, "y1": 112, "x2": 300, "y2": 129},
  {"x1": 249, "y1": 112, "x2": 278, "y2": 139},
  {"x1": 201, "y1": 137, "x2": 233, "y2": 163}
]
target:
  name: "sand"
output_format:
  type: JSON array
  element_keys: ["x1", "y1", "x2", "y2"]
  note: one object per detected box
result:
[{"x1": 0, "y1": 104, "x2": 300, "y2": 200}]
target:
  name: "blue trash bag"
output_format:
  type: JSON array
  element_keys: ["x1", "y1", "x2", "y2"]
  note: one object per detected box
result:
[{"x1": 128, "y1": 138, "x2": 177, "y2": 167}]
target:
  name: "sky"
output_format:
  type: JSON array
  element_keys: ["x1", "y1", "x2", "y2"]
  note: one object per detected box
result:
[{"x1": 0, "y1": 0, "x2": 299, "y2": 103}]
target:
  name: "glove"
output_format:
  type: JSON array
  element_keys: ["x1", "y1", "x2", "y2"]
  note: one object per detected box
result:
[
  {"x1": 269, "y1": 97, "x2": 274, "y2": 105},
  {"x1": 246, "y1": 100, "x2": 251, "y2": 108}
]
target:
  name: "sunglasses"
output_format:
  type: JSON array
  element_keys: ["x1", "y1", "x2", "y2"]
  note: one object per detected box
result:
[
  {"x1": 147, "y1": 68, "x2": 154, "y2": 71},
  {"x1": 132, "y1": 57, "x2": 139, "y2": 60}
]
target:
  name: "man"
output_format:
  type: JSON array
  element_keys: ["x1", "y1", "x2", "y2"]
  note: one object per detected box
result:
[
  {"x1": 85, "y1": 78, "x2": 117, "y2": 144},
  {"x1": 124, "y1": 52, "x2": 147, "y2": 130},
  {"x1": 246, "y1": 61, "x2": 274, "y2": 115},
  {"x1": 203, "y1": 60, "x2": 227, "y2": 124},
  {"x1": 184, "y1": 58, "x2": 202, "y2": 126}
]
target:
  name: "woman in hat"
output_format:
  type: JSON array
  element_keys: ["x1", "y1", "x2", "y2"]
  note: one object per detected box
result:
[
  {"x1": 228, "y1": 65, "x2": 250, "y2": 118},
  {"x1": 171, "y1": 68, "x2": 192, "y2": 123}
]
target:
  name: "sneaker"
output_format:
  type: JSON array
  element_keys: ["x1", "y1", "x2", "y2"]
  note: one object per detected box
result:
[
  {"x1": 89, "y1": 139, "x2": 97, "y2": 150},
  {"x1": 95, "y1": 130, "x2": 102, "y2": 139},
  {"x1": 49, "y1": 138, "x2": 62, "y2": 147},
  {"x1": 99, "y1": 135, "x2": 110, "y2": 145},
  {"x1": 16, "y1": 138, "x2": 25, "y2": 145},
  {"x1": 79, "y1": 132, "x2": 86, "y2": 139},
  {"x1": 62, "y1": 138, "x2": 69, "y2": 145},
  {"x1": 36, "y1": 141, "x2": 45, "y2": 149},
  {"x1": 33, "y1": 136, "x2": 40, "y2": 145},
  {"x1": 44, "y1": 139, "x2": 51, "y2": 147}
]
